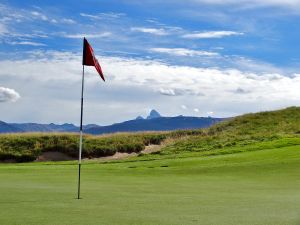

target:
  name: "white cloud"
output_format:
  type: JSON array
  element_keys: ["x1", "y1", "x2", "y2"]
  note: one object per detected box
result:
[
  {"x1": 30, "y1": 11, "x2": 58, "y2": 24},
  {"x1": 189, "y1": 0, "x2": 300, "y2": 8},
  {"x1": 80, "y1": 13, "x2": 101, "y2": 20},
  {"x1": 207, "y1": 111, "x2": 214, "y2": 116},
  {"x1": 99, "y1": 12, "x2": 126, "y2": 18},
  {"x1": 0, "y1": 87, "x2": 20, "y2": 102},
  {"x1": 61, "y1": 18, "x2": 76, "y2": 24},
  {"x1": 182, "y1": 31, "x2": 243, "y2": 39},
  {"x1": 158, "y1": 87, "x2": 204, "y2": 96},
  {"x1": 131, "y1": 27, "x2": 168, "y2": 35},
  {"x1": 0, "y1": 23, "x2": 8, "y2": 35},
  {"x1": 181, "y1": 105, "x2": 187, "y2": 109},
  {"x1": 8, "y1": 41, "x2": 46, "y2": 46},
  {"x1": 80, "y1": 12, "x2": 126, "y2": 20},
  {"x1": 159, "y1": 88, "x2": 177, "y2": 96},
  {"x1": 62, "y1": 32, "x2": 112, "y2": 39},
  {"x1": 0, "y1": 51, "x2": 300, "y2": 123},
  {"x1": 150, "y1": 47, "x2": 218, "y2": 56},
  {"x1": 3, "y1": 7, "x2": 67, "y2": 25},
  {"x1": 194, "y1": 108, "x2": 199, "y2": 113},
  {"x1": 31, "y1": 11, "x2": 48, "y2": 21},
  {"x1": 3, "y1": 32, "x2": 49, "y2": 39}
]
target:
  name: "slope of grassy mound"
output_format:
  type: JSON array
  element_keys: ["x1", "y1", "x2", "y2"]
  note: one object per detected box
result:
[
  {"x1": 210, "y1": 106, "x2": 300, "y2": 135},
  {"x1": 158, "y1": 107, "x2": 300, "y2": 157}
]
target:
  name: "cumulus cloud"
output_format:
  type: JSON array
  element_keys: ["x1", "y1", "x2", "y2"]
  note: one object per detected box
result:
[
  {"x1": 131, "y1": 27, "x2": 168, "y2": 35},
  {"x1": 150, "y1": 48, "x2": 218, "y2": 56},
  {"x1": 182, "y1": 31, "x2": 243, "y2": 39},
  {"x1": 1, "y1": 51, "x2": 300, "y2": 123},
  {"x1": 194, "y1": 108, "x2": 199, "y2": 113},
  {"x1": 2, "y1": 51, "x2": 299, "y2": 104},
  {"x1": 0, "y1": 87, "x2": 20, "y2": 102}
]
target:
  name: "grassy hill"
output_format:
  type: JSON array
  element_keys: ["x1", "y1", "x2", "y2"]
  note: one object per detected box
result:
[
  {"x1": 0, "y1": 107, "x2": 300, "y2": 162},
  {"x1": 154, "y1": 106, "x2": 300, "y2": 158}
]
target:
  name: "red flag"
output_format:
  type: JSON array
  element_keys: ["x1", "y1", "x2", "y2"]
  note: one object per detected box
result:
[{"x1": 82, "y1": 38, "x2": 105, "y2": 81}]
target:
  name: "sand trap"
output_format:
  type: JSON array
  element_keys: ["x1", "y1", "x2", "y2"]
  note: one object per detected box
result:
[
  {"x1": 142, "y1": 144, "x2": 162, "y2": 154},
  {"x1": 84, "y1": 144, "x2": 164, "y2": 162},
  {"x1": 99, "y1": 152, "x2": 138, "y2": 160},
  {"x1": 36, "y1": 142, "x2": 166, "y2": 162}
]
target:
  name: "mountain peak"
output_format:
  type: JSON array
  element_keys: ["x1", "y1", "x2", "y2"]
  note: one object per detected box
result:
[
  {"x1": 146, "y1": 109, "x2": 161, "y2": 120},
  {"x1": 136, "y1": 116, "x2": 144, "y2": 120}
]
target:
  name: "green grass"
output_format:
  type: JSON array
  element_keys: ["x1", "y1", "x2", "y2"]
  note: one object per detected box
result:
[
  {"x1": 158, "y1": 106, "x2": 300, "y2": 156},
  {"x1": 1, "y1": 107, "x2": 300, "y2": 224},
  {"x1": 1, "y1": 144, "x2": 300, "y2": 225},
  {"x1": 128, "y1": 136, "x2": 300, "y2": 162}
]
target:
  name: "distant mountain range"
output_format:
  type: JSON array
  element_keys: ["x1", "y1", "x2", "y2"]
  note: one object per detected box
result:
[{"x1": 0, "y1": 109, "x2": 225, "y2": 135}]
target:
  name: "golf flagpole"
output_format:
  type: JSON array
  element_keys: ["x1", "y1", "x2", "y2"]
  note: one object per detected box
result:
[
  {"x1": 78, "y1": 64, "x2": 85, "y2": 199},
  {"x1": 77, "y1": 37, "x2": 105, "y2": 199}
]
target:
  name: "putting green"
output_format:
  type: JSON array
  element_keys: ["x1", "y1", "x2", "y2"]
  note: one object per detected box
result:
[{"x1": 0, "y1": 145, "x2": 300, "y2": 225}]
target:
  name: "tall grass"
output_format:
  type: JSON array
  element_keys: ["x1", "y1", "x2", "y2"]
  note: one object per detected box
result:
[
  {"x1": 0, "y1": 132, "x2": 169, "y2": 162},
  {"x1": 1, "y1": 107, "x2": 300, "y2": 162},
  {"x1": 160, "y1": 106, "x2": 300, "y2": 155}
]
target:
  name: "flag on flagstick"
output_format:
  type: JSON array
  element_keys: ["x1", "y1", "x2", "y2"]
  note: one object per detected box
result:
[
  {"x1": 78, "y1": 37, "x2": 105, "y2": 199},
  {"x1": 82, "y1": 37, "x2": 105, "y2": 81}
]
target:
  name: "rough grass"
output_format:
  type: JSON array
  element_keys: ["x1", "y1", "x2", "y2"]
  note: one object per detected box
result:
[
  {"x1": 158, "y1": 106, "x2": 300, "y2": 157},
  {"x1": 0, "y1": 132, "x2": 170, "y2": 162},
  {"x1": 1, "y1": 106, "x2": 300, "y2": 162}
]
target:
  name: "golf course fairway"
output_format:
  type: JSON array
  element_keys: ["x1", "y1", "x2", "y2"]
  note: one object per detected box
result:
[{"x1": 0, "y1": 145, "x2": 300, "y2": 225}]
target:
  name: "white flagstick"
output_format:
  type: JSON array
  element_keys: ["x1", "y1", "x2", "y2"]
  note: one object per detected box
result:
[{"x1": 78, "y1": 64, "x2": 85, "y2": 199}]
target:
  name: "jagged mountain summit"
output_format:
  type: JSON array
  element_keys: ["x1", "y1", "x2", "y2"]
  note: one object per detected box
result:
[{"x1": 146, "y1": 109, "x2": 161, "y2": 120}]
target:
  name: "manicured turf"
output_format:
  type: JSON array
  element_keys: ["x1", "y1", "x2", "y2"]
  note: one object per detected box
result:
[{"x1": 1, "y1": 145, "x2": 300, "y2": 225}]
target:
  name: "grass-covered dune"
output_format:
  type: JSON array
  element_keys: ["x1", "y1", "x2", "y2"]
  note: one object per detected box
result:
[
  {"x1": 1, "y1": 106, "x2": 300, "y2": 162},
  {"x1": 156, "y1": 106, "x2": 300, "y2": 157}
]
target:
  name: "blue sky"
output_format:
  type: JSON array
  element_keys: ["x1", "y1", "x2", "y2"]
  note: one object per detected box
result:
[{"x1": 1, "y1": 0, "x2": 300, "y2": 125}]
